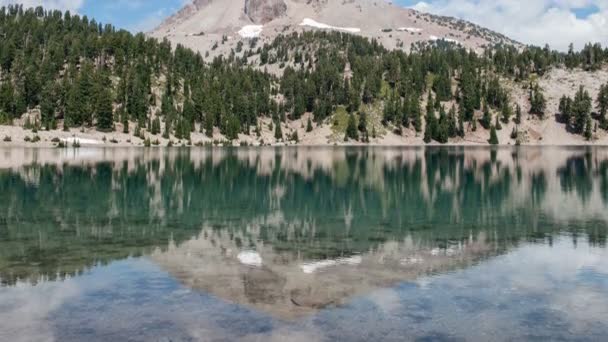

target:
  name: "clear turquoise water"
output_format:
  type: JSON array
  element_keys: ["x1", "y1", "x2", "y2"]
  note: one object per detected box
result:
[{"x1": 0, "y1": 147, "x2": 607, "y2": 341}]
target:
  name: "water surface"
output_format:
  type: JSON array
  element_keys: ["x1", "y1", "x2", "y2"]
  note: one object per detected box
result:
[{"x1": 0, "y1": 147, "x2": 607, "y2": 341}]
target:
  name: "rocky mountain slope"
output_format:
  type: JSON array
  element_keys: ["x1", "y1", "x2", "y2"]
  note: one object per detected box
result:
[{"x1": 151, "y1": 0, "x2": 518, "y2": 57}]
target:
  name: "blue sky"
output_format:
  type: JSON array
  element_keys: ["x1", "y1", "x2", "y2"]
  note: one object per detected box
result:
[
  {"x1": 79, "y1": 0, "x2": 185, "y2": 32},
  {"x1": 1, "y1": 0, "x2": 606, "y2": 50}
]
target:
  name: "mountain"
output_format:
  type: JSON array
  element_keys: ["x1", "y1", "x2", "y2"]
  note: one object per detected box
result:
[{"x1": 151, "y1": 0, "x2": 518, "y2": 56}]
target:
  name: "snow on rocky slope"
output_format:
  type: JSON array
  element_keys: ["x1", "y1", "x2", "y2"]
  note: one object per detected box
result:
[{"x1": 151, "y1": 0, "x2": 518, "y2": 59}]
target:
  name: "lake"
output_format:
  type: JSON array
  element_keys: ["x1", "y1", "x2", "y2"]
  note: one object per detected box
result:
[{"x1": 0, "y1": 146, "x2": 607, "y2": 341}]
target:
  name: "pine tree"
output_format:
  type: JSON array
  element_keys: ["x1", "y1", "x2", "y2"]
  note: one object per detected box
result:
[
  {"x1": 495, "y1": 115, "x2": 502, "y2": 131},
  {"x1": 424, "y1": 93, "x2": 437, "y2": 143},
  {"x1": 163, "y1": 117, "x2": 171, "y2": 139},
  {"x1": 65, "y1": 79, "x2": 83, "y2": 127},
  {"x1": 345, "y1": 113, "x2": 359, "y2": 141},
  {"x1": 306, "y1": 117, "x2": 313, "y2": 132},
  {"x1": 510, "y1": 126, "x2": 518, "y2": 140},
  {"x1": 501, "y1": 103, "x2": 512, "y2": 124},
  {"x1": 182, "y1": 99, "x2": 196, "y2": 131},
  {"x1": 149, "y1": 117, "x2": 158, "y2": 135},
  {"x1": 358, "y1": 111, "x2": 369, "y2": 142},
  {"x1": 458, "y1": 107, "x2": 465, "y2": 137},
  {"x1": 225, "y1": 115, "x2": 240, "y2": 140},
  {"x1": 514, "y1": 104, "x2": 522, "y2": 125},
  {"x1": 11, "y1": 52, "x2": 27, "y2": 117},
  {"x1": 401, "y1": 96, "x2": 410, "y2": 128},
  {"x1": 134, "y1": 122, "x2": 142, "y2": 138},
  {"x1": 488, "y1": 125, "x2": 499, "y2": 145},
  {"x1": 79, "y1": 62, "x2": 95, "y2": 126},
  {"x1": 291, "y1": 129, "x2": 299, "y2": 143},
  {"x1": 448, "y1": 105, "x2": 458, "y2": 138},
  {"x1": 597, "y1": 83, "x2": 608, "y2": 129},
  {"x1": 348, "y1": 84, "x2": 360, "y2": 113},
  {"x1": 121, "y1": 109, "x2": 129, "y2": 134},
  {"x1": 274, "y1": 119, "x2": 283, "y2": 141},
  {"x1": 313, "y1": 97, "x2": 328, "y2": 122},
  {"x1": 573, "y1": 85, "x2": 592, "y2": 135},
  {"x1": 459, "y1": 67, "x2": 477, "y2": 122},
  {"x1": 565, "y1": 43, "x2": 580, "y2": 69},
  {"x1": 559, "y1": 95, "x2": 573, "y2": 126},
  {"x1": 529, "y1": 85, "x2": 546, "y2": 118},
  {"x1": 411, "y1": 95, "x2": 422, "y2": 132},
  {"x1": 383, "y1": 93, "x2": 392, "y2": 124},
  {"x1": 481, "y1": 102, "x2": 492, "y2": 129},
  {"x1": 293, "y1": 94, "x2": 306, "y2": 119},
  {"x1": 584, "y1": 115, "x2": 593, "y2": 140},
  {"x1": 204, "y1": 112, "x2": 214, "y2": 138},
  {"x1": 433, "y1": 63, "x2": 452, "y2": 101},
  {"x1": 95, "y1": 87, "x2": 114, "y2": 132},
  {"x1": 436, "y1": 106, "x2": 449, "y2": 143},
  {"x1": 40, "y1": 82, "x2": 56, "y2": 130},
  {"x1": 0, "y1": 82, "x2": 15, "y2": 119}
]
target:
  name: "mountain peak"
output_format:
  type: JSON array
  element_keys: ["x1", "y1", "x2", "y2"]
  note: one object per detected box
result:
[{"x1": 152, "y1": 0, "x2": 518, "y2": 57}]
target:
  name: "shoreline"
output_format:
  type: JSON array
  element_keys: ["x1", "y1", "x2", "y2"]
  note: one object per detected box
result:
[{"x1": 2, "y1": 120, "x2": 608, "y2": 148}]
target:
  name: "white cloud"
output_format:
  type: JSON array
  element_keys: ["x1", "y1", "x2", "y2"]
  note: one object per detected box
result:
[
  {"x1": 0, "y1": 0, "x2": 84, "y2": 12},
  {"x1": 411, "y1": 0, "x2": 608, "y2": 51}
]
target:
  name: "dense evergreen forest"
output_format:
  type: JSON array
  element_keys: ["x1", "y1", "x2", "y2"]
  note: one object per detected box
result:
[{"x1": 1, "y1": 5, "x2": 607, "y2": 144}]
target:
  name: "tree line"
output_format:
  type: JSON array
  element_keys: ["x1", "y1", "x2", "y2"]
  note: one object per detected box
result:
[{"x1": 0, "y1": 5, "x2": 607, "y2": 144}]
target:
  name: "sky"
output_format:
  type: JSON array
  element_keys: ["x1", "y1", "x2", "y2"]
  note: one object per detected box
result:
[{"x1": 0, "y1": 0, "x2": 606, "y2": 51}]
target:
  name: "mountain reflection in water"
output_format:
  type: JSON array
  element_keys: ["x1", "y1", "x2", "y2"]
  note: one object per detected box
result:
[{"x1": 0, "y1": 147, "x2": 607, "y2": 341}]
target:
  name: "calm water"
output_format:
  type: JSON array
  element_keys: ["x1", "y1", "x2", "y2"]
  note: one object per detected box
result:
[{"x1": 0, "y1": 146, "x2": 607, "y2": 341}]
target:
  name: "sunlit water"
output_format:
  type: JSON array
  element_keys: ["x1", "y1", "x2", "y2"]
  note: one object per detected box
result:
[{"x1": 0, "y1": 147, "x2": 607, "y2": 341}]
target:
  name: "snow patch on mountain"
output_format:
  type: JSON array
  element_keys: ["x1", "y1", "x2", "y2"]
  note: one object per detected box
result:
[
  {"x1": 299, "y1": 18, "x2": 361, "y2": 33},
  {"x1": 397, "y1": 27, "x2": 422, "y2": 33},
  {"x1": 238, "y1": 25, "x2": 264, "y2": 38}
]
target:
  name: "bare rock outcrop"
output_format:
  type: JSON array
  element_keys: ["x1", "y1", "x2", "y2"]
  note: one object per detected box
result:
[{"x1": 244, "y1": 0, "x2": 288, "y2": 23}]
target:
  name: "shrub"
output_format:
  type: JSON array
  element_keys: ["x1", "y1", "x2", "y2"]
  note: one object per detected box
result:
[
  {"x1": 23, "y1": 117, "x2": 32, "y2": 130},
  {"x1": 0, "y1": 111, "x2": 12, "y2": 125},
  {"x1": 290, "y1": 130, "x2": 299, "y2": 143},
  {"x1": 3, "y1": 136, "x2": 11, "y2": 142}
]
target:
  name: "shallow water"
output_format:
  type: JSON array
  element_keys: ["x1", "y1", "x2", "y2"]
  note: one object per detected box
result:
[{"x1": 0, "y1": 146, "x2": 607, "y2": 341}]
